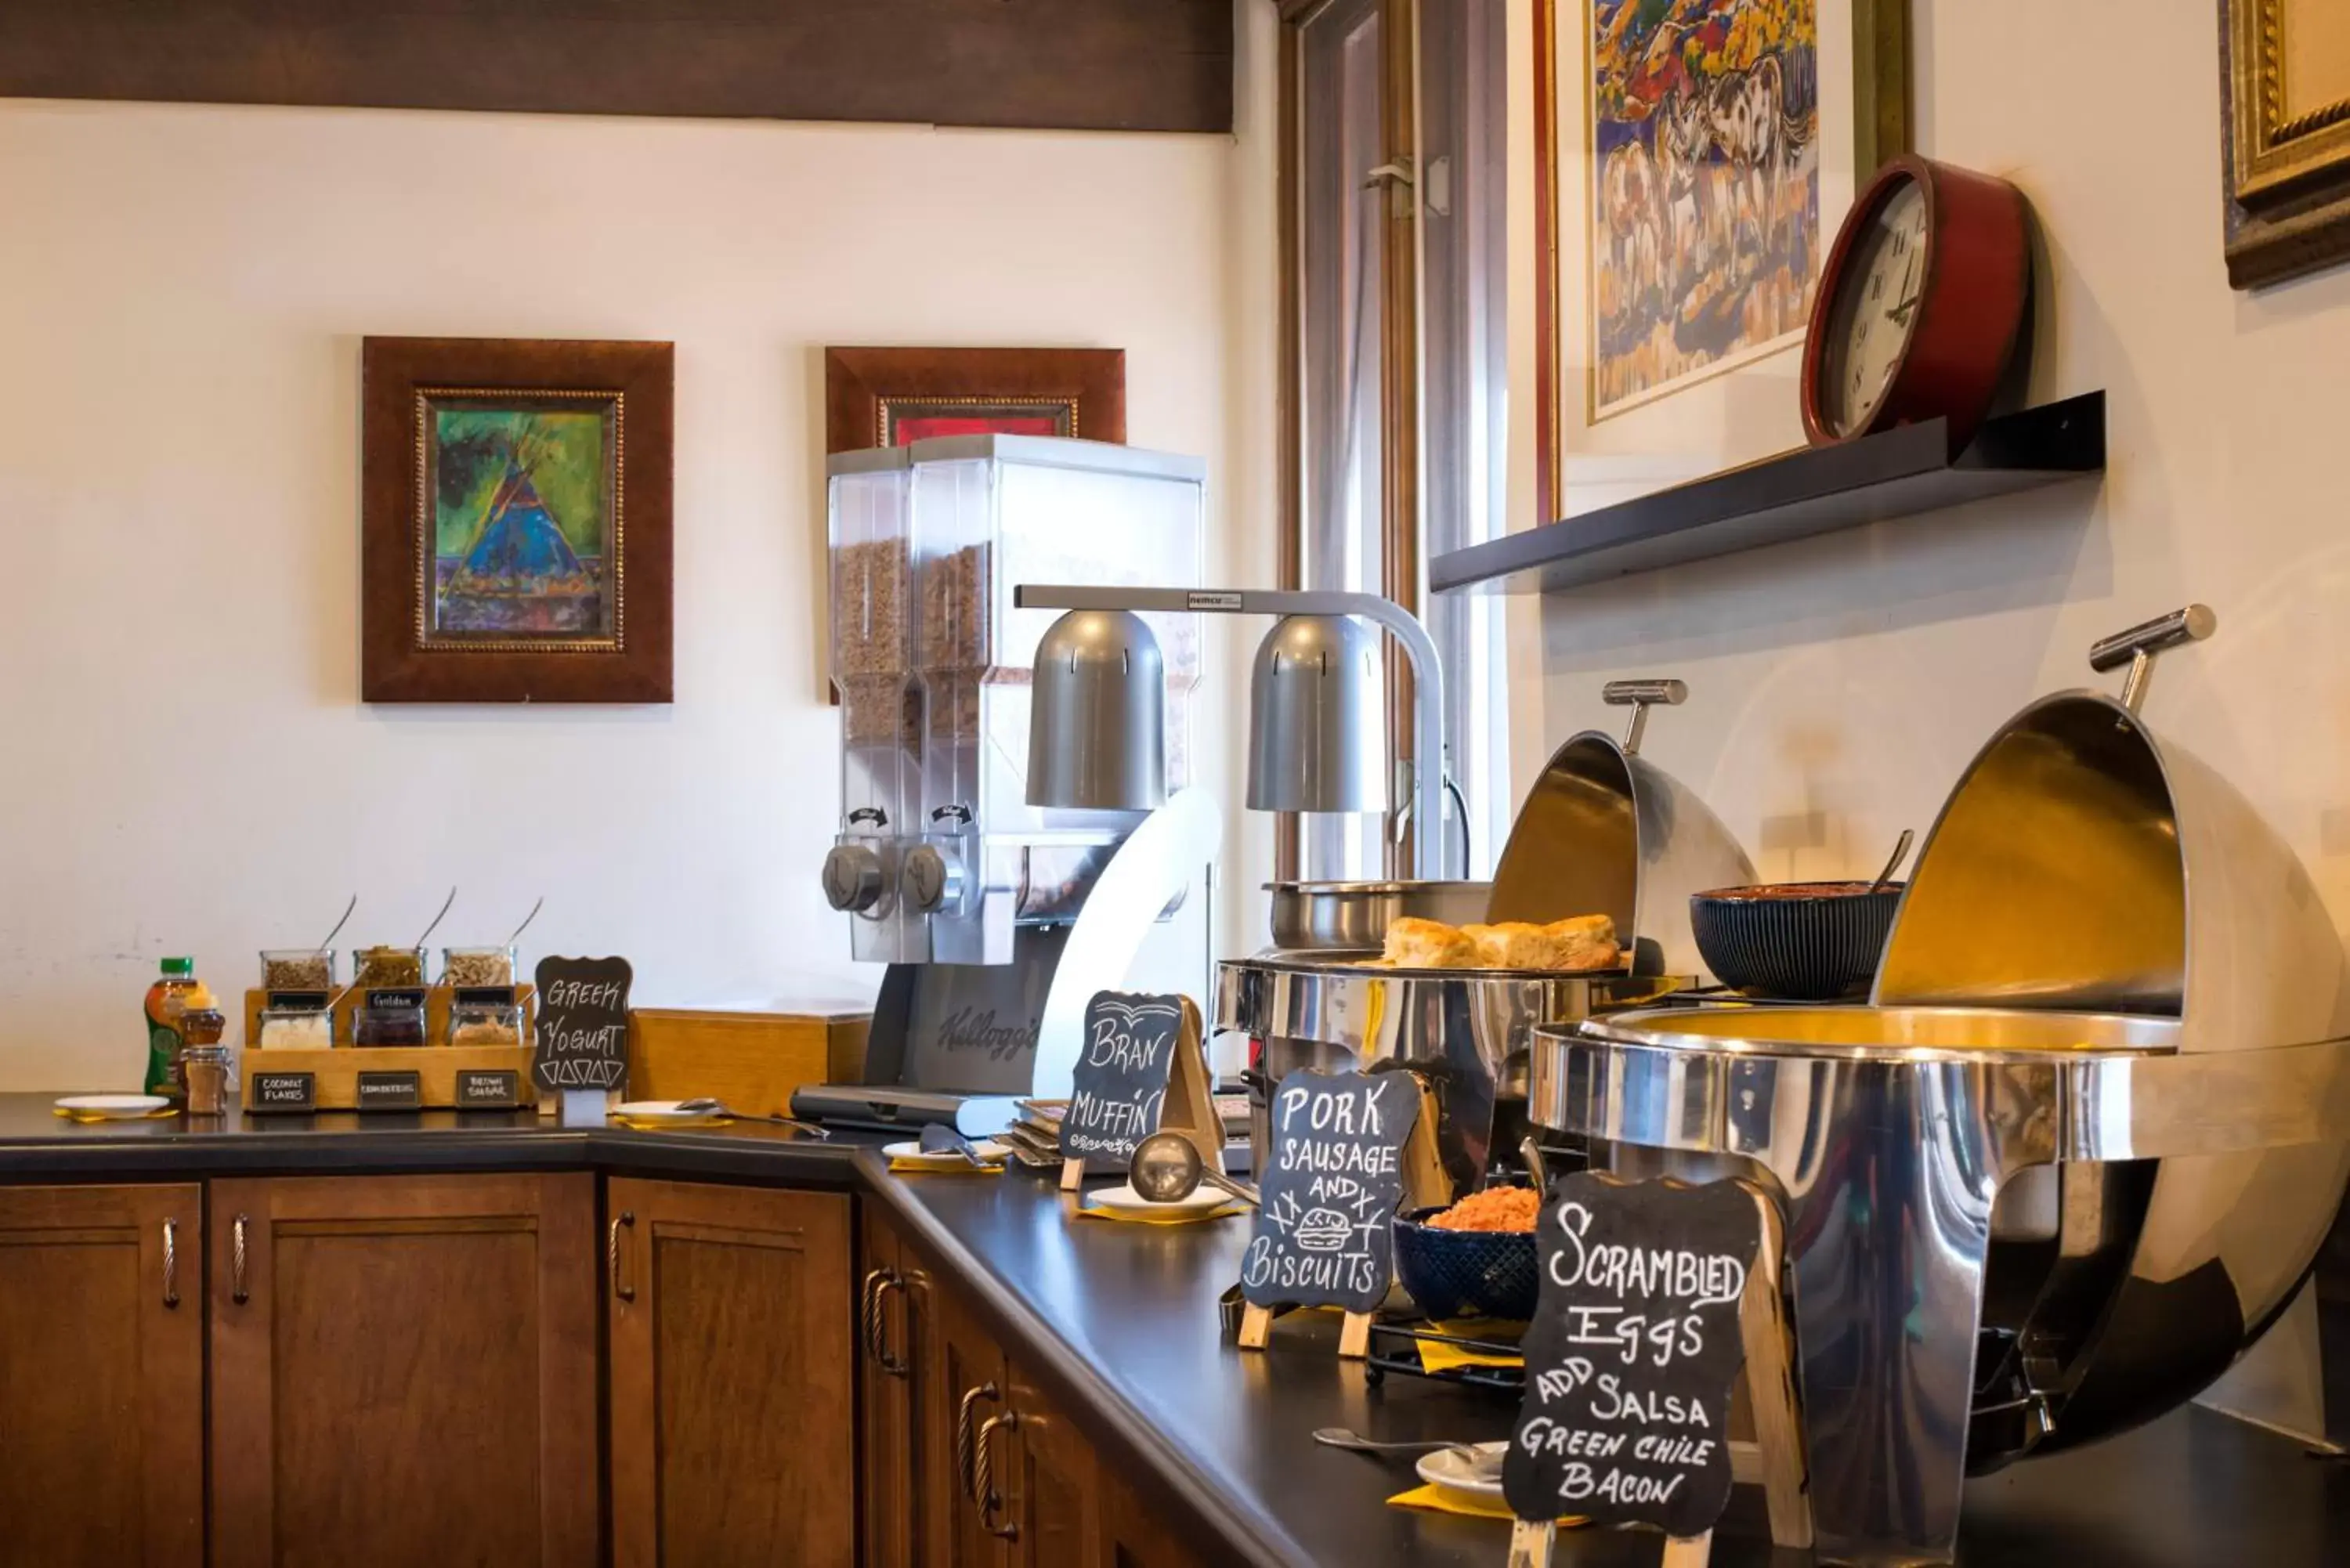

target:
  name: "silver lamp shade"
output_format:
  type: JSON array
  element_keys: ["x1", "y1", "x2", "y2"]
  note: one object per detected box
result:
[
  {"x1": 1026, "y1": 609, "x2": 1166, "y2": 810},
  {"x1": 1246, "y1": 614, "x2": 1383, "y2": 812}
]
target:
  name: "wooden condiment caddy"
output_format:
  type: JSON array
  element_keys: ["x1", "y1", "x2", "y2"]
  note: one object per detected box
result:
[{"x1": 240, "y1": 987, "x2": 537, "y2": 1113}]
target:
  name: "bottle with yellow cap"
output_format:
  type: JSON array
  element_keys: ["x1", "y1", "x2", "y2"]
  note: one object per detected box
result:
[{"x1": 143, "y1": 957, "x2": 211, "y2": 1100}]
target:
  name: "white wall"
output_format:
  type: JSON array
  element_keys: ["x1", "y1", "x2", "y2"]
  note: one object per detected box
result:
[
  {"x1": 0, "y1": 20, "x2": 1278, "y2": 1092},
  {"x1": 1522, "y1": 1, "x2": 2350, "y2": 912},
  {"x1": 1514, "y1": 0, "x2": 2350, "y2": 1439}
]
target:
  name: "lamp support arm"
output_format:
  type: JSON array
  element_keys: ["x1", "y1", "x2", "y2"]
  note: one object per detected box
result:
[{"x1": 1015, "y1": 584, "x2": 1447, "y2": 880}]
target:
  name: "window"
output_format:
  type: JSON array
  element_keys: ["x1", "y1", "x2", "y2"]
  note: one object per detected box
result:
[{"x1": 1283, "y1": 0, "x2": 1509, "y2": 881}]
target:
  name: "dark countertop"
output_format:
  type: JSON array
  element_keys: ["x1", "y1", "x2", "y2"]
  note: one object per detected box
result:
[{"x1": 5, "y1": 1095, "x2": 2346, "y2": 1566}]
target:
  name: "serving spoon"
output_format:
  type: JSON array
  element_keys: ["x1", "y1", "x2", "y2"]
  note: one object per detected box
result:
[
  {"x1": 1130, "y1": 1130, "x2": 1260, "y2": 1208},
  {"x1": 1871, "y1": 829, "x2": 1916, "y2": 892},
  {"x1": 1311, "y1": 1428, "x2": 1496, "y2": 1469}
]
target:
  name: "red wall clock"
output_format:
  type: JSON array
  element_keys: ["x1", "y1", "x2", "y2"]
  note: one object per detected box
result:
[{"x1": 1800, "y1": 155, "x2": 2032, "y2": 451}]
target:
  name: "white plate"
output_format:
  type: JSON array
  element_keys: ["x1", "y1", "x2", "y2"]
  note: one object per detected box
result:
[
  {"x1": 1416, "y1": 1441, "x2": 1507, "y2": 1498},
  {"x1": 612, "y1": 1100, "x2": 727, "y2": 1125},
  {"x1": 1083, "y1": 1182, "x2": 1232, "y2": 1217},
  {"x1": 55, "y1": 1094, "x2": 172, "y2": 1118},
  {"x1": 884, "y1": 1139, "x2": 1010, "y2": 1165}
]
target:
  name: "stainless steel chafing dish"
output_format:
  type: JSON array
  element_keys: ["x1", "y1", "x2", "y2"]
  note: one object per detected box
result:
[
  {"x1": 1217, "y1": 679, "x2": 1755, "y2": 1191},
  {"x1": 1531, "y1": 609, "x2": 2350, "y2": 1567}
]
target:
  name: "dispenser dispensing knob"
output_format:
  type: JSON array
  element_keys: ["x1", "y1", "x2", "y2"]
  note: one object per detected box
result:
[
  {"x1": 822, "y1": 845, "x2": 886, "y2": 912},
  {"x1": 903, "y1": 844, "x2": 965, "y2": 912}
]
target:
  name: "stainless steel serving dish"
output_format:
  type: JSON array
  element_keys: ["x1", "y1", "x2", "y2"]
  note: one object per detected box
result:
[
  {"x1": 1530, "y1": 609, "x2": 2350, "y2": 1567},
  {"x1": 1262, "y1": 880, "x2": 1490, "y2": 951},
  {"x1": 1219, "y1": 679, "x2": 1752, "y2": 1188}
]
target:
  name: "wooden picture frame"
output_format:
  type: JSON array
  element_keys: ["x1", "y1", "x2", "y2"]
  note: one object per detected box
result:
[
  {"x1": 821, "y1": 346, "x2": 1126, "y2": 454},
  {"x1": 2222, "y1": 0, "x2": 2350, "y2": 288},
  {"x1": 362, "y1": 336, "x2": 673, "y2": 703}
]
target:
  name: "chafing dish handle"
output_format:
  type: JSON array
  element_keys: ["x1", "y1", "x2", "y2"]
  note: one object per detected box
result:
[
  {"x1": 2088, "y1": 605, "x2": 2214, "y2": 714},
  {"x1": 1603, "y1": 679, "x2": 1688, "y2": 754}
]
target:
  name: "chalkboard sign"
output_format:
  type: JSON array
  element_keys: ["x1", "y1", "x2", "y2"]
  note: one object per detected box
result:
[
  {"x1": 1239, "y1": 1068, "x2": 1423, "y2": 1317},
  {"x1": 249, "y1": 1071, "x2": 316, "y2": 1113},
  {"x1": 455, "y1": 1069, "x2": 522, "y2": 1109},
  {"x1": 354, "y1": 1070, "x2": 422, "y2": 1111},
  {"x1": 533, "y1": 956, "x2": 634, "y2": 1093},
  {"x1": 1061, "y1": 992, "x2": 1184, "y2": 1169},
  {"x1": 1504, "y1": 1174, "x2": 1765, "y2": 1541}
]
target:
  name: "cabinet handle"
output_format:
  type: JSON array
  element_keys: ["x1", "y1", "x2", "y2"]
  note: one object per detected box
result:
[
  {"x1": 230, "y1": 1214, "x2": 250, "y2": 1305},
  {"x1": 161, "y1": 1218, "x2": 179, "y2": 1309},
  {"x1": 974, "y1": 1410, "x2": 1021, "y2": 1541},
  {"x1": 609, "y1": 1211, "x2": 637, "y2": 1302},
  {"x1": 859, "y1": 1268, "x2": 884, "y2": 1358},
  {"x1": 955, "y1": 1382, "x2": 998, "y2": 1502},
  {"x1": 871, "y1": 1273, "x2": 909, "y2": 1378}
]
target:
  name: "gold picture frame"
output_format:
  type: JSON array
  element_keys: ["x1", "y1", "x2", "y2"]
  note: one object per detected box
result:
[{"x1": 2224, "y1": 0, "x2": 2350, "y2": 287}]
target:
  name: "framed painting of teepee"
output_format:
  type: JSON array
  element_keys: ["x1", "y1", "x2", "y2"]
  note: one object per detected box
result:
[{"x1": 362, "y1": 337, "x2": 673, "y2": 703}]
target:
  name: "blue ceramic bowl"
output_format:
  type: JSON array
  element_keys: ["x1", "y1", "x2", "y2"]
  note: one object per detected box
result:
[
  {"x1": 1690, "y1": 881, "x2": 1904, "y2": 1001},
  {"x1": 1392, "y1": 1204, "x2": 1540, "y2": 1321}
]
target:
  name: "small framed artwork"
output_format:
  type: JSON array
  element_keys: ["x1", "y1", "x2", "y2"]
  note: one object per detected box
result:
[
  {"x1": 362, "y1": 337, "x2": 673, "y2": 703},
  {"x1": 822, "y1": 345, "x2": 1126, "y2": 453},
  {"x1": 2222, "y1": 0, "x2": 2350, "y2": 289}
]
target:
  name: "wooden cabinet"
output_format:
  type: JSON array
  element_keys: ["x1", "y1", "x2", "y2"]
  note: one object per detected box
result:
[
  {"x1": 606, "y1": 1176, "x2": 855, "y2": 1568},
  {"x1": 206, "y1": 1172, "x2": 598, "y2": 1568},
  {"x1": 927, "y1": 1278, "x2": 1015, "y2": 1568},
  {"x1": 860, "y1": 1205, "x2": 938, "y2": 1568},
  {"x1": 900, "y1": 1242, "x2": 1202, "y2": 1568},
  {"x1": 0, "y1": 1183, "x2": 204, "y2": 1568}
]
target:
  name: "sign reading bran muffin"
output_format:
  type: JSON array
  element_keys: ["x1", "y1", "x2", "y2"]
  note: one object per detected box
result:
[{"x1": 1239, "y1": 1068, "x2": 1422, "y2": 1317}]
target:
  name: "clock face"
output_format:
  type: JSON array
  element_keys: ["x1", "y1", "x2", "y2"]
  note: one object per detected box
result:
[{"x1": 1819, "y1": 179, "x2": 1931, "y2": 438}]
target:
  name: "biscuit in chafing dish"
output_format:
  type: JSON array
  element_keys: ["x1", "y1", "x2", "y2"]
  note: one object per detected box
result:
[
  {"x1": 1381, "y1": 916, "x2": 1482, "y2": 969},
  {"x1": 1462, "y1": 914, "x2": 1620, "y2": 971}
]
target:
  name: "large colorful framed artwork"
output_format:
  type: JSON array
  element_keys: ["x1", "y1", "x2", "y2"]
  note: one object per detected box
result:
[
  {"x1": 1533, "y1": 2, "x2": 1907, "y2": 512},
  {"x1": 361, "y1": 337, "x2": 674, "y2": 703},
  {"x1": 822, "y1": 346, "x2": 1126, "y2": 454}
]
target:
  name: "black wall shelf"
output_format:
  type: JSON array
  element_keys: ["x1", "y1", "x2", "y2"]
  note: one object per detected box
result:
[{"x1": 1430, "y1": 391, "x2": 2106, "y2": 595}]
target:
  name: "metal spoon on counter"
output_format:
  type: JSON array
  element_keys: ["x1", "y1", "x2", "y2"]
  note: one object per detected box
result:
[
  {"x1": 918, "y1": 1121, "x2": 994, "y2": 1165},
  {"x1": 1130, "y1": 1131, "x2": 1260, "y2": 1208},
  {"x1": 671, "y1": 1097, "x2": 830, "y2": 1138},
  {"x1": 1311, "y1": 1429, "x2": 1497, "y2": 1470}
]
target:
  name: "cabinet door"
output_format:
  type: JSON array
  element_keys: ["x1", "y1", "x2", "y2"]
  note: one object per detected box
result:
[
  {"x1": 606, "y1": 1177, "x2": 855, "y2": 1568},
  {"x1": 208, "y1": 1172, "x2": 598, "y2": 1568},
  {"x1": 862, "y1": 1206, "x2": 939, "y2": 1568},
  {"x1": 1003, "y1": 1363, "x2": 1102, "y2": 1568},
  {"x1": 0, "y1": 1183, "x2": 203, "y2": 1568},
  {"x1": 1099, "y1": 1469, "x2": 1209, "y2": 1568},
  {"x1": 924, "y1": 1284, "x2": 1011, "y2": 1568}
]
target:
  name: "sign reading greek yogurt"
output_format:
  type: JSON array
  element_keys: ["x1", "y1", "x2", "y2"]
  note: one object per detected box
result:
[
  {"x1": 1060, "y1": 992, "x2": 1184, "y2": 1172},
  {"x1": 1238, "y1": 1068, "x2": 1420, "y2": 1317},
  {"x1": 1504, "y1": 1174, "x2": 1762, "y2": 1539},
  {"x1": 532, "y1": 956, "x2": 634, "y2": 1093}
]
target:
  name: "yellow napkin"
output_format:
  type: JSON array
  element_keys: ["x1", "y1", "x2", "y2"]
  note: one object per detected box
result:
[
  {"x1": 1386, "y1": 1483, "x2": 1584, "y2": 1527},
  {"x1": 888, "y1": 1157, "x2": 1005, "y2": 1176},
  {"x1": 1415, "y1": 1319, "x2": 1528, "y2": 1374},
  {"x1": 53, "y1": 1107, "x2": 178, "y2": 1123},
  {"x1": 610, "y1": 1115, "x2": 732, "y2": 1131},
  {"x1": 1076, "y1": 1200, "x2": 1246, "y2": 1225}
]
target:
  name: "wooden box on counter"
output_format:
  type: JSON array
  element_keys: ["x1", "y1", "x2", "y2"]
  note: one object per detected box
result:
[
  {"x1": 240, "y1": 987, "x2": 537, "y2": 1113},
  {"x1": 628, "y1": 995, "x2": 872, "y2": 1116}
]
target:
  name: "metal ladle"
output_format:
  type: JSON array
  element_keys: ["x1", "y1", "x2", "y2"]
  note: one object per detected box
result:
[{"x1": 1130, "y1": 1131, "x2": 1260, "y2": 1208}]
